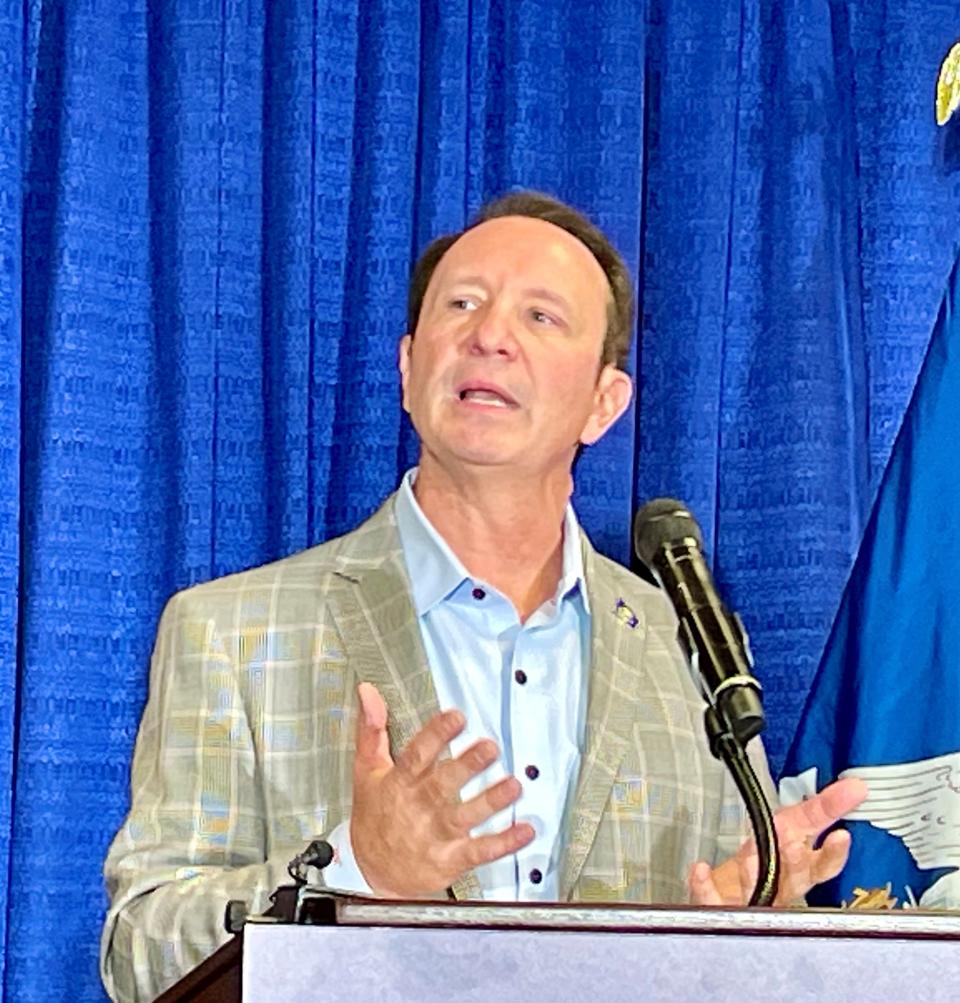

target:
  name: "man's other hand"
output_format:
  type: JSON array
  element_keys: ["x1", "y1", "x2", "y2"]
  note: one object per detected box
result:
[
  {"x1": 350, "y1": 682, "x2": 534, "y2": 898},
  {"x1": 688, "y1": 776, "x2": 869, "y2": 906}
]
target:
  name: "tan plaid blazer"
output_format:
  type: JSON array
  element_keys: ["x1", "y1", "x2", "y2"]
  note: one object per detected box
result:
[{"x1": 101, "y1": 495, "x2": 767, "y2": 1002}]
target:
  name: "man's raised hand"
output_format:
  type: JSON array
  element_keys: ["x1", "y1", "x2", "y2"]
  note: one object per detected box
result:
[
  {"x1": 349, "y1": 682, "x2": 534, "y2": 898},
  {"x1": 688, "y1": 776, "x2": 868, "y2": 906}
]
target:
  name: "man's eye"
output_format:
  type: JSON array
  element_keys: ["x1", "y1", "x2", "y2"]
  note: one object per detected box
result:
[
  {"x1": 450, "y1": 298, "x2": 477, "y2": 311},
  {"x1": 531, "y1": 309, "x2": 558, "y2": 325}
]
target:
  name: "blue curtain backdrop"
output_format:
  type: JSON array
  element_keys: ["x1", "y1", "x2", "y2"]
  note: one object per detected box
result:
[{"x1": 3, "y1": 0, "x2": 960, "y2": 999}]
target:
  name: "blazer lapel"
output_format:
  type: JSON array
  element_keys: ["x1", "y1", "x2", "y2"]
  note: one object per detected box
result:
[
  {"x1": 560, "y1": 542, "x2": 649, "y2": 899},
  {"x1": 327, "y1": 549, "x2": 483, "y2": 900},
  {"x1": 328, "y1": 554, "x2": 439, "y2": 752}
]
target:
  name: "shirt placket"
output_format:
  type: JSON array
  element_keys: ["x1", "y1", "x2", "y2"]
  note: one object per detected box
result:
[
  {"x1": 510, "y1": 615, "x2": 559, "y2": 900},
  {"x1": 453, "y1": 582, "x2": 520, "y2": 899}
]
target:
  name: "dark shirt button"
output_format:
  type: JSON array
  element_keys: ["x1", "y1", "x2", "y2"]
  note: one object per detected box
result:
[
  {"x1": 529, "y1": 868, "x2": 543, "y2": 885},
  {"x1": 471, "y1": 587, "x2": 486, "y2": 600},
  {"x1": 514, "y1": 669, "x2": 527, "y2": 685},
  {"x1": 525, "y1": 764, "x2": 539, "y2": 780}
]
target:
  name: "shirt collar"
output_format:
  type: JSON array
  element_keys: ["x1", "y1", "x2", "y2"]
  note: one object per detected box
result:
[{"x1": 394, "y1": 468, "x2": 589, "y2": 617}]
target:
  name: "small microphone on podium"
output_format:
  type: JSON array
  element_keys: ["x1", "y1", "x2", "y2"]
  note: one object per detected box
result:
[
  {"x1": 286, "y1": 839, "x2": 335, "y2": 884},
  {"x1": 633, "y1": 497, "x2": 765, "y2": 748},
  {"x1": 225, "y1": 840, "x2": 338, "y2": 932}
]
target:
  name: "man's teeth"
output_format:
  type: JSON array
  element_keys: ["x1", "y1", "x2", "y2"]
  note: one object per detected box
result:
[{"x1": 461, "y1": 389, "x2": 509, "y2": 406}]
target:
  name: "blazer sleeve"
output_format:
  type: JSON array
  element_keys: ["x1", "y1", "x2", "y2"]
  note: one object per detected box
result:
[{"x1": 100, "y1": 590, "x2": 324, "y2": 1002}]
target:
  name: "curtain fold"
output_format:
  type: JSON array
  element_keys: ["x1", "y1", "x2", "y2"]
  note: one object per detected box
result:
[
  {"x1": 3, "y1": 1, "x2": 960, "y2": 998},
  {"x1": 0, "y1": 1, "x2": 24, "y2": 991}
]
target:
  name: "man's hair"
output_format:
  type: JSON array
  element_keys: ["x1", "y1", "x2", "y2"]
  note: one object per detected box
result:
[{"x1": 406, "y1": 191, "x2": 635, "y2": 370}]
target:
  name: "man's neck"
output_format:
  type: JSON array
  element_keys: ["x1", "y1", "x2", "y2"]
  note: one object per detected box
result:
[{"x1": 412, "y1": 457, "x2": 573, "y2": 622}]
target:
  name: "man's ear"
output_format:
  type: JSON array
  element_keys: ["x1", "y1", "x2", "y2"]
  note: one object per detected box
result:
[
  {"x1": 579, "y1": 366, "x2": 633, "y2": 446},
  {"x1": 398, "y1": 334, "x2": 412, "y2": 414}
]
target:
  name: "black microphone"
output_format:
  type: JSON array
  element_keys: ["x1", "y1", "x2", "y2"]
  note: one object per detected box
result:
[
  {"x1": 633, "y1": 497, "x2": 765, "y2": 748},
  {"x1": 286, "y1": 838, "x2": 335, "y2": 884}
]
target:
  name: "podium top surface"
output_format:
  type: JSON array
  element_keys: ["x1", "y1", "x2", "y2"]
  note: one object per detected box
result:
[{"x1": 293, "y1": 889, "x2": 960, "y2": 940}]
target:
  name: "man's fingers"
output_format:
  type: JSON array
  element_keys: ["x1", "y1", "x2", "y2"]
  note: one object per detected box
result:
[
  {"x1": 431, "y1": 739, "x2": 500, "y2": 801},
  {"x1": 821, "y1": 777, "x2": 869, "y2": 822},
  {"x1": 393, "y1": 708, "x2": 467, "y2": 782},
  {"x1": 354, "y1": 682, "x2": 393, "y2": 772},
  {"x1": 776, "y1": 827, "x2": 852, "y2": 903},
  {"x1": 688, "y1": 861, "x2": 724, "y2": 906},
  {"x1": 458, "y1": 822, "x2": 535, "y2": 869},
  {"x1": 811, "y1": 828, "x2": 852, "y2": 885},
  {"x1": 449, "y1": 774, "x2": 522, "y2": 831},
  {"x1": 776, "y1": 776, "x2": 868, "y2": 839}
]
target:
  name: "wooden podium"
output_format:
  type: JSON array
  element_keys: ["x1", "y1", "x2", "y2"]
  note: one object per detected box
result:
[{"x1": 158, "y1": 891, "x2": 960, "y2": 1002}]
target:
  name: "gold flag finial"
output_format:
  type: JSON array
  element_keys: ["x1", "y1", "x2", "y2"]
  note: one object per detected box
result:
[
  {"x1": 937, "y1": 42, "x2": 960, "y2": 125},
  {"x1": 843, "y1": 884, "x2": 899, "y2": 910}
]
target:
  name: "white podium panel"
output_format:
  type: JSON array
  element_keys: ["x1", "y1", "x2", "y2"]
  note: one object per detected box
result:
[{"x1": 242, "y1": 920, "x2": 960, "y2": 1002}]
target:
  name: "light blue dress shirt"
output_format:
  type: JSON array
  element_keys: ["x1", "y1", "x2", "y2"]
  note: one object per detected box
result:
[{"x1": 324, "y1": 469, "x2": 591, "y2": 900}]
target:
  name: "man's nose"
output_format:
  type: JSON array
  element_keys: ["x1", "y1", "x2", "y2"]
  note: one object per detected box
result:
[{"x1": 466, "y1": 306, "x2": 517, "y2": 358}]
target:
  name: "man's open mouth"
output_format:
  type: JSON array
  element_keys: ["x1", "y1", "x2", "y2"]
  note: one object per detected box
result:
[
  {"x1": 459, "y1": 389, "x2": 510, "y2": 407},
  {"x1": 455, "y1": 383, "x2": 518, "y2": 407}
]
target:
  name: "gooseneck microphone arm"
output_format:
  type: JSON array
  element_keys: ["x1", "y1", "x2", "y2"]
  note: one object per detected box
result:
[
  {"x1": 633, "y1": 498, "x2": 780, "y2": 907},
  {"x1": 705, "y1": 710, "x2": 780, "y2": 906}
]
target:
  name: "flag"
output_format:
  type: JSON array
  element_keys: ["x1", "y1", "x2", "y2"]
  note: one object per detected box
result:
[{"x1": 780, "y1": 254, "x2": 960, "y2": 909}]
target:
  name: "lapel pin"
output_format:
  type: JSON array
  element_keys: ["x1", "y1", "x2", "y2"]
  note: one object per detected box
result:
[{"x1": 614, "y1": 598, "x2": 639, "y2": 629}]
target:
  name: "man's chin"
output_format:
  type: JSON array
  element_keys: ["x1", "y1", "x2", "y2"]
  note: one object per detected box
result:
[
  {"x1": 445, "y1": 449, "x2": 520, "y2": 469},
  {"x1": 419, "y1": 439, "x2": 523, "y2": 471},
  {"x1": 424, "y1": 443, "x2": 574, "y2": 480}
]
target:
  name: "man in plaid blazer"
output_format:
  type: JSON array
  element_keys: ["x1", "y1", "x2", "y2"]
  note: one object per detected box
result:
[{"x1": 101, "y1": 193, "x2": 866, "y2": 1002}]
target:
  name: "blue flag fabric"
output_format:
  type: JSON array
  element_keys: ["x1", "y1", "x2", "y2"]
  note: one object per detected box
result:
[{"x1": 780, "y1": 254, "x2": 960, "y2": 909}]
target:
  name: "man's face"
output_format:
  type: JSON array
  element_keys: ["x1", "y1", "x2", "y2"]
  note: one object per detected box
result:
[{"x1": 399, "y1": 215, "x2": 632, "y2": 477}]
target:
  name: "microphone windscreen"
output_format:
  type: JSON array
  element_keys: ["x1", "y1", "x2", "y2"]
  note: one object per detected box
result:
[
  {"x1": 633, "y1": 497, "x2": 704, "y2": 567},
  {"x1": 303, "y1": 839, "x2": 334, "y2": 870}
]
